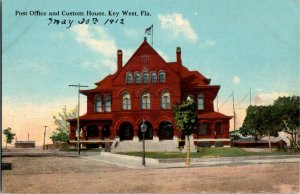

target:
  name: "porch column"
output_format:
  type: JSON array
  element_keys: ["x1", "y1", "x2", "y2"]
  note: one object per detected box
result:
[
  {"x1": 110, "y1": 127, "x2": 116, "y2": 139},
  {"x1": 210, "y1": 123, "x2": 215, "y2": 139}
]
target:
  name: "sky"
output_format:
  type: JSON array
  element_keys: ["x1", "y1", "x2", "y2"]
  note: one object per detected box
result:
[{"x1": 2, "y1": 0, "x2": 300, "y2": 145}]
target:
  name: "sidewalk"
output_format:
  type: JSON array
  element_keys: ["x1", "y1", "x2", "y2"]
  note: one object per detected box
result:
[{"x1": 81, "y1": 152, "x2": 300, "y2": 169}]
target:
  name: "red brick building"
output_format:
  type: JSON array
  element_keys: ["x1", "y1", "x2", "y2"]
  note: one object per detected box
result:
[{"x1": 69, "y1": 38, "x2": 232, "y2": 150}]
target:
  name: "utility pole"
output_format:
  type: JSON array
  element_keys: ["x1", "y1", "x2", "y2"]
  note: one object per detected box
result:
[
  {"x1": 233, "y1": 91, "x2": 236, "y2": 131},
  {"x1": 69, "y1": 83, "x2": 88, "y2": 156},
  {"x1": 250, "y1": 88, "x2": 252, "y2": 106},
  {"x1": 43, "y1": 126, "x2": 48, "y2": 150}
]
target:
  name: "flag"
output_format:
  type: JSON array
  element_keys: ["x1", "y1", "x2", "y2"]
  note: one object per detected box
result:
[{"x1": 145, "y1": 25, "x2": 152, "y2": 35}]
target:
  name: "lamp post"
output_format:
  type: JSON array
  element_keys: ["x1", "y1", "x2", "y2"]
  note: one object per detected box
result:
[
  {"x1": 140, "y1": 119, "x2": 147, "y2": 166},
  {"x1": 69, "y1": 83, "x2": 88, "y2": 156}
]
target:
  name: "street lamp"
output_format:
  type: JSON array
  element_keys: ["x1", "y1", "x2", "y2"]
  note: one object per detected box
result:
[
  {"x1": 69, "y1": 83, "x2": 88, "y2": 156},
  {"x1": 140, "y1": 119, "x2": 147, "y2": 166}
]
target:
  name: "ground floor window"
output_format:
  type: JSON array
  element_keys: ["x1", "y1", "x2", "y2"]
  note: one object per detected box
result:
[
  {"x1": 158, "y1": 121, "x2": 174, "y2": 140},
  {"x1": 197, "y1": 123, "x2": 211, "y2": 136},
  {"x1": 215, "y1": 122, "x2": 224, "y2": 135}
]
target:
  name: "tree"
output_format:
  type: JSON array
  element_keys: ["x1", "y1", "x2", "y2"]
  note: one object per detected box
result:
[
  {"x1": 240, "y1": 106, "x2": 265, "y2": 141},
  {"x1": 50, "y1": 107, "x2": 77, "y2": 142},
  {"x1": 274, "y1": 96, "x2": 300, "y2": 151},
  {"x1": 3, "y1": 127, "x2": 16, "y2": 149},
  {"x1": 241, "y1": 105, "x2": 279, "y2": 151},
  {"x1": 173, "y1": 100, "x2": 199, "y2": 166}
]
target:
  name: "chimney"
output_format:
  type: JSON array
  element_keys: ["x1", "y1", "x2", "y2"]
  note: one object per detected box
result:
[
  {"x1": 176, "y1": 47, "x2": 181, "y2": 65},
  {"x1": 117, "y1": 49, "x2": 122, "y2": 71}
]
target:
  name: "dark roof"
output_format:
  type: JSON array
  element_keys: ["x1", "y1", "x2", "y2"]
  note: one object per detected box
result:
[{"x1": 68, "y1": 113, "x2": 112, "y2": 122}]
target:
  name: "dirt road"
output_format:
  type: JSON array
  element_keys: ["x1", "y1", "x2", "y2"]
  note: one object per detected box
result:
[{"x1": 3, "y1": 156, "x2": 299, "y2": 193}]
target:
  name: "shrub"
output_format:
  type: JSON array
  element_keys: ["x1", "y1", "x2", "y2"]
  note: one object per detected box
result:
[
  {"x1": 214, "y1": 142, "x2": 224, "y2": 147},
  {"x1": 197, "y1": 141, "x2": 211, "y2": 147}
]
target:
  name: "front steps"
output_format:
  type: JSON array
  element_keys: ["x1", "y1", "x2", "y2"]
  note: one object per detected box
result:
[{"x1": 111, "y1": 137, "x2": 181, "y2": 152}]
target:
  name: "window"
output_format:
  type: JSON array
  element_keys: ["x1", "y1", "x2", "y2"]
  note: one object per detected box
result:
[
  {"x1": 141, "y1": 92, "x2": 150, "y2": 109},
  {"x1": 150, "y1": 72, "x2": 157, "y2": 83},
  {"x1": 94, "y1": 95, "x2": 102, "y2": 112},
  {"x1": 198, "y1": 93, "x2": 204, "y2": 110},
  {"x1": 134, "y1": 72, "x2": 140, "y2": 83},
  {"x1": 158, "y1": 71, "x2": 166, "y2": 83},
  {"x1": 122, "y1": 92, "x2": 131, "y2": 110},
  {"x1": 215, "y1": 122, "x2": 224, "y2": 135},
  {"x1": 142, "y1": 72, "x2": 149, "y2": 83},
  {"x1": 161, "y1": 91, "x2": 171, "y2": 109},
  {"x1": 198, "y1": 123, "x2": 211, "y2": 135},
  {"x1": 126, "y1": 72, "x2": 133, "y2": 84},
  {"x1": 104, "y1": 95, "x2": 111, "y2": 112},
  {"x1": 186, "y1": 95, "x2": 194, "y2": 102}
]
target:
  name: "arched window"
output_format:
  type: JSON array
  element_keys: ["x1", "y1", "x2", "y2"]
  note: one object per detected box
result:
[
  {"x1": 141, "y1": 92, "x2": 150, "y2": 109},
  {"x1": 94, "y1": 95, "x2": 102, "y2": 112},
  {"x1": 126, "y1": 72, "x2": 133, "y2": 84},
  {"x1": 158, "y1": 71, "x2": 166, "y2": 83},
  {"x1": 104, "y1": 95, "x2": 111, "y2": 112},
  {"x1": 198, "y1": 93, "x2": 204, "y2": 110},
  {"x1": 142, "y1": 72, "x2": 149, "y2": 83},
  {"x1": 161, "y1": 91, "x2": 171, "y2": 109},
  {"x1": 122, "y1": 92, "x2": 131, "y2": 110},
  {"x1": 186, "y1": 94, "x2": 194, "y2": 102},
  {"x1": 150, "y1": 72, "x2": 157, "y2": 83},
  {"x1": 134, "y1": 72, "x2": 140, "y2": 83}
]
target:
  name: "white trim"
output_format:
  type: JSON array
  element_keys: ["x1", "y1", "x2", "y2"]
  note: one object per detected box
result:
[{"x1": 193, "y1": 138, "x2": 230, "y2": 142}]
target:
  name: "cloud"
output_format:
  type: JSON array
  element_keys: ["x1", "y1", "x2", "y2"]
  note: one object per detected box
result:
[
  {"x1": 123, "y1": 28, "x2": 139, "y2": 38},
  {"x1": 254, "y1": 91, "x2": 289, "y2": 105},
  {"x1": 203, "y1": 40, "x2": 216, "y2": 48},
  {"x1": 158, "y1": 13, "x2": 198, "y2": 43},
  {"x1": 156, "y1": 49, "x2": 169, "y2": 61},
  {"x1": 232, "y1": 76, "x2": 241, "y2": 85}
]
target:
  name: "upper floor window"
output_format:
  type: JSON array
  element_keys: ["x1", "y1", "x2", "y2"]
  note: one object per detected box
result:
[
  {"x1": 141, "y1": 92, "x2": 150, "y2": 109},
  {"x1": 198, "y1": 93, "x2": 204, "y2": 110},
  {"x1": 142, "y1": 72, "x2": 149, "y2": 83},
  {"x1": 95, "y1": 95, "x2": 102, "y2": 112},
  {"x1": 186, "y1": 95, "x2": 194, "y2": 103},
  {"x1": 122, "y1": 92, "x2": 131, "y2": 110},
  {"x1": 104, "y1": 95, "x2": 111, "y2": 112},
  {"x1": 126, "y1": 72, "x2": 133, "y2": 84},
  {"x1": 134, "y1": 72, "x2": 140, "y2": 83},
  {"x1": 150, "y1": 72, "x2": 157, "y2": 83},
  {"x1": 161, "y1": 91, "x2": 171, "y2": 109},
  {"x1": 158, "y1": 71, "x2": 166, "y2": 83}
]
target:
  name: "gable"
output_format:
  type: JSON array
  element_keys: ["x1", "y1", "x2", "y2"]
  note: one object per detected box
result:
[{"x1": 112, "y1": 39, "x2": 180, "y2": 85}]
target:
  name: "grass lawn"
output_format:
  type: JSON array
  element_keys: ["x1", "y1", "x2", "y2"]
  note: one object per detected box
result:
[{"x1": 117, "y1": 147, "x2": 297, "y2": 159}]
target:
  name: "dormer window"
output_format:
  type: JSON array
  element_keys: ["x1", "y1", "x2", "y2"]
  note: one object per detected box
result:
[
  {"x1": 142, "y1": 72, "x2": 149, "y2": 83},
  {"x1": 150, "y1": 72, "x2": 157, "y2": 83},
  {"x1": 126, "y1": 72, "x2": 133, "y2": 84},
  {"x1": 198, "y1": 93, "x2": 204, "y2": 110},
  {"x1": 158, "y1": 71, "x2": 166, "y2": 83},
  {"x1": 134, "y1": 72, "x2": 140, "y2": 83}
]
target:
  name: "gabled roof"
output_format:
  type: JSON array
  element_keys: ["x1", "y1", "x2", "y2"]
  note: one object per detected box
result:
[{"x1": 81, "y1": 74, "x2": 114, "y2": 94}]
